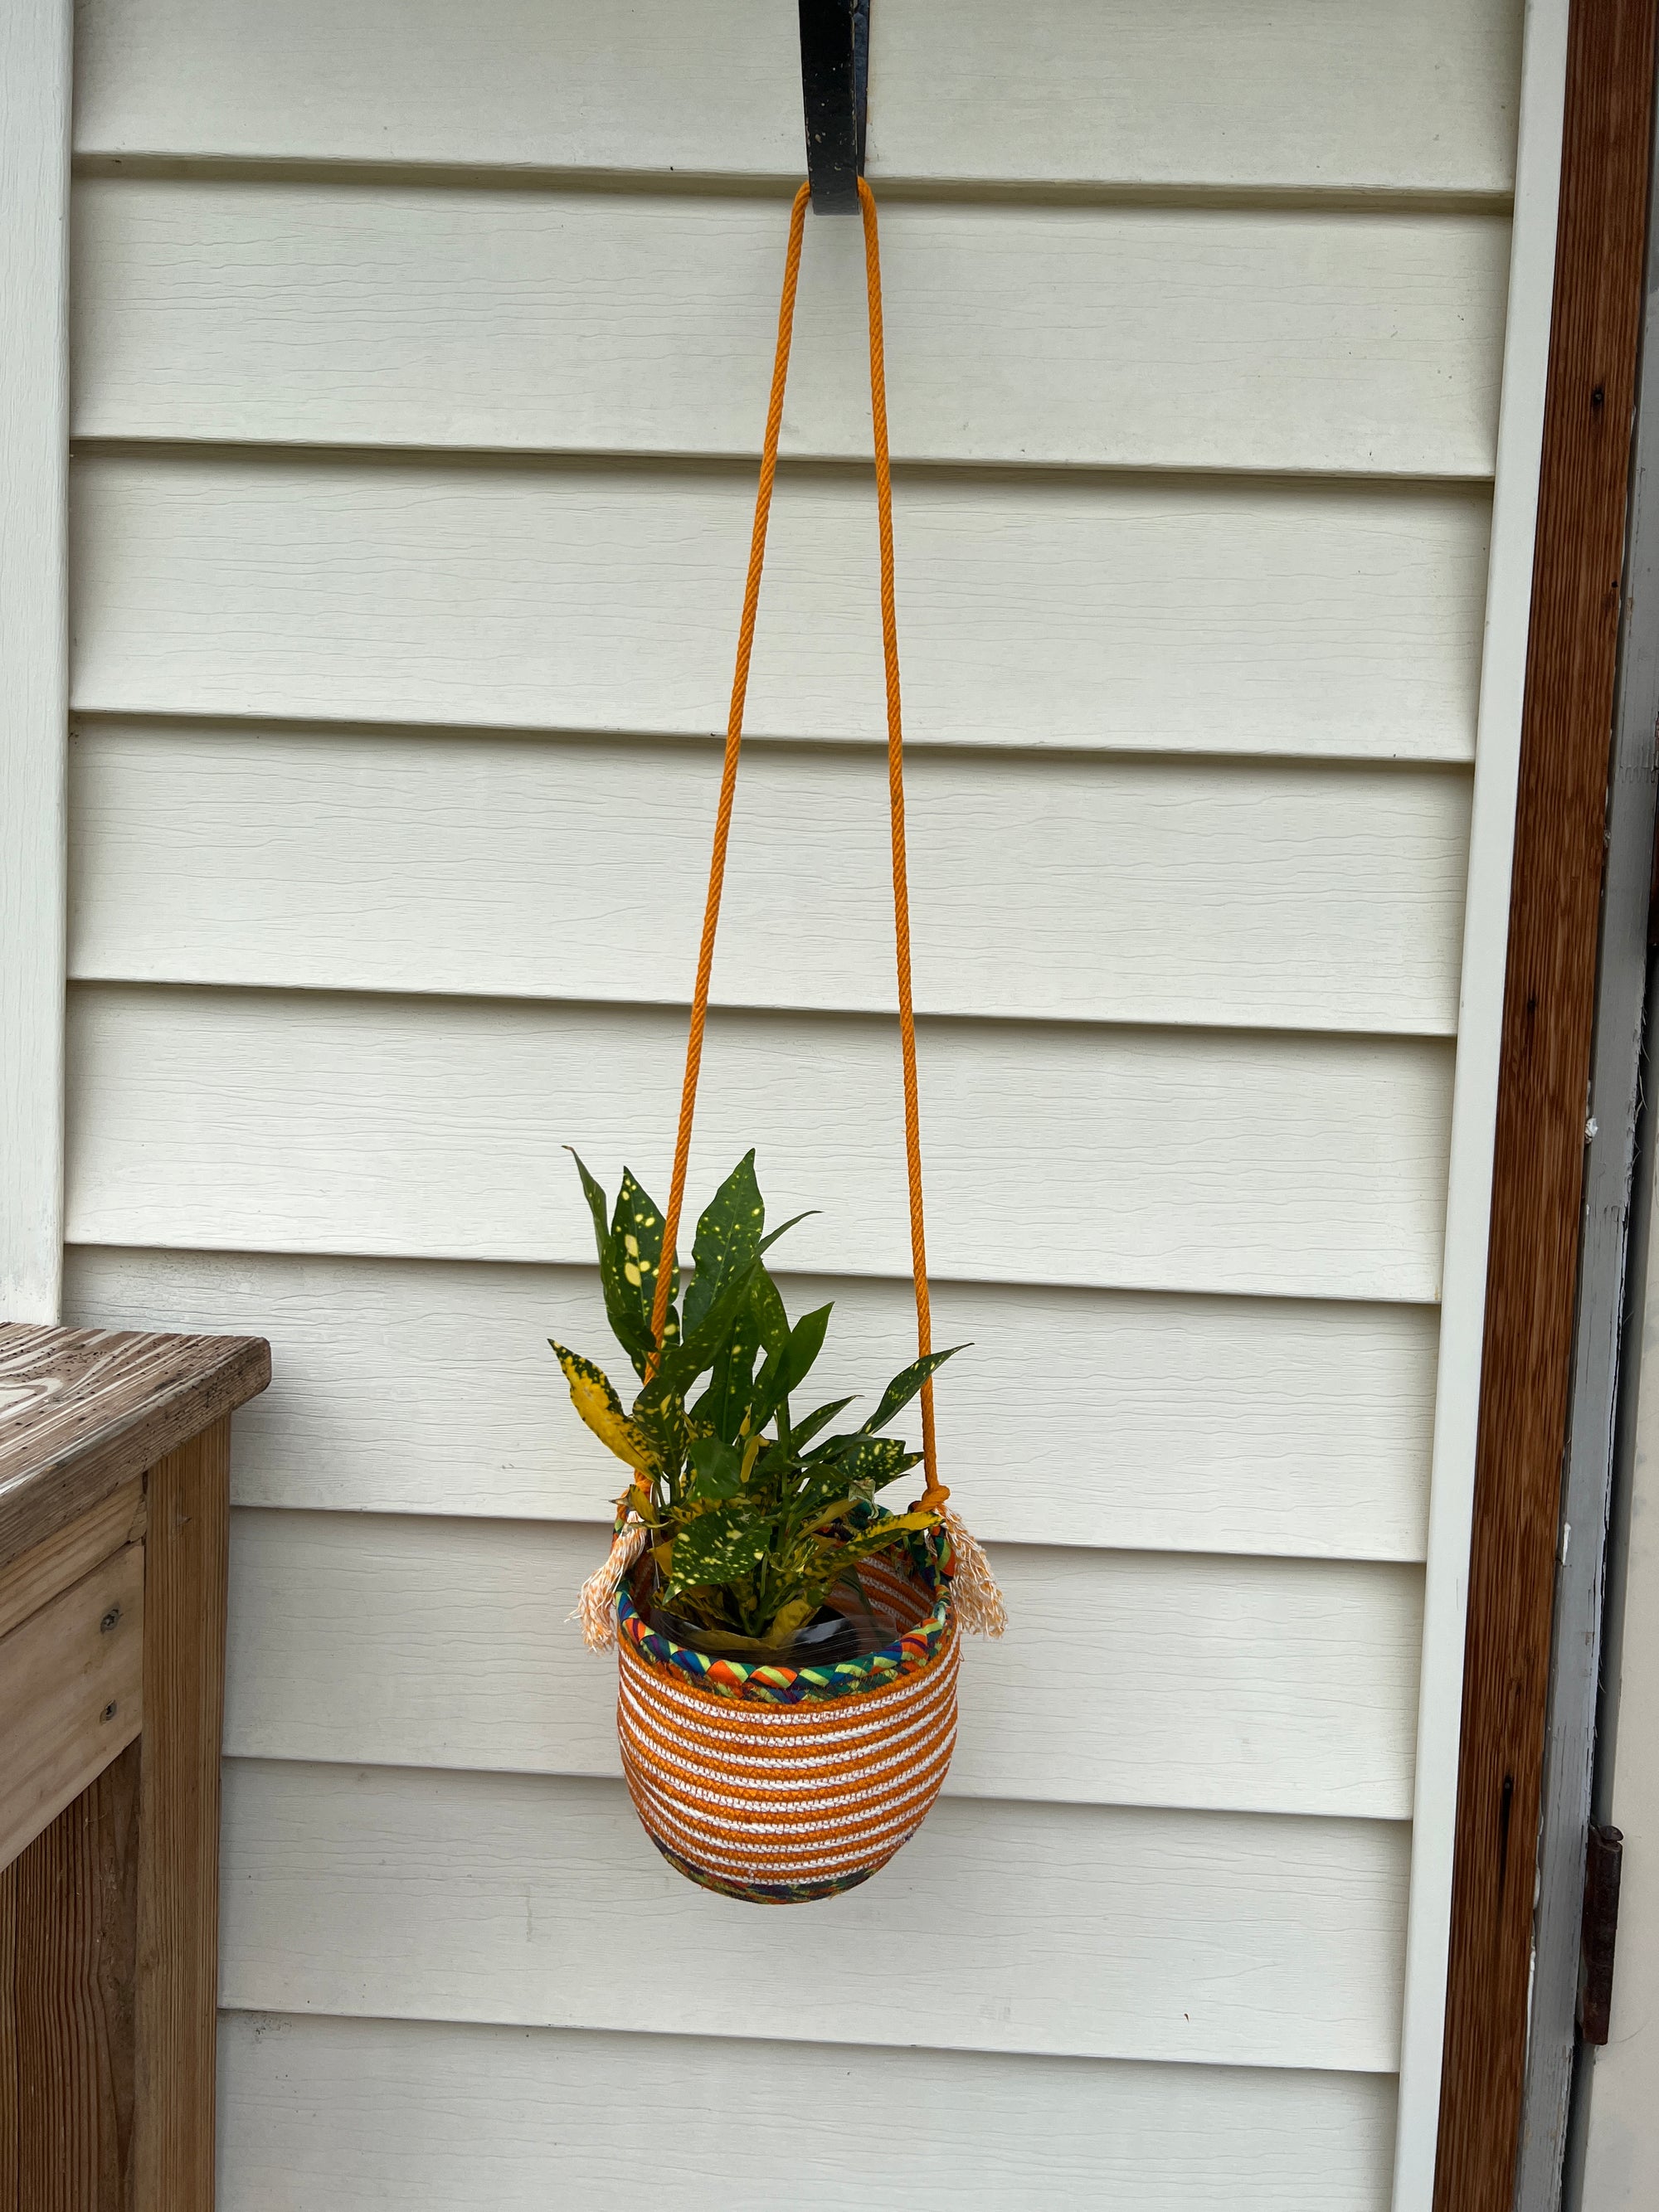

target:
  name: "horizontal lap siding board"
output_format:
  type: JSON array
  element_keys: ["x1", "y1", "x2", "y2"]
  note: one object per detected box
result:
[
  {"x1": 221, "y1": 1510, "x2": 1423, "y2": 1817},
  {"x1": 64, "y1": 987, "x2": 1453, "y2": 1300},
  {"x1": 61, "y1": 1248, "x2": 1438, "y2": 1559},
  {"x1": 67, "y1": 457, "x2": 1491, "y2": 760},
  {"x1": 67, "y1": 726, "x2": 1473, "y2": 1035},
  {"x1": 71, "y1": 182, "x2": 1510, "y2": 478},
  {"x1": 72, "y1": 0, "x2": 1520, "y2": 193},
  {"x1": 218, "y1": 1759, "x2": 1408, "y2": 2072},
  {"x1": 216, "y1": 2015, "x2": 1399, "y2": 2212}
]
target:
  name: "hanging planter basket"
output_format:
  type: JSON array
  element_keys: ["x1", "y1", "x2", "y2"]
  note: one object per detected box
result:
[
  {"x1": 563, "y1": 173, "x2": 1005, "y2": 1903},
  {"x1": 616, "y1": 1519, "x2": 960, "y2": 1902}
]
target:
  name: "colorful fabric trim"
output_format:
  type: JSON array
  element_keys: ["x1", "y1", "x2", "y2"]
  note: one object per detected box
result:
[{"x1": 615, "y1": 1513, "x2": 952, "y2": 1708}]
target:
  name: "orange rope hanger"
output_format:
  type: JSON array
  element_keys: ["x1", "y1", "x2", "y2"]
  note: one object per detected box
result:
[
  {"x1": 646, "y1": 178, "x2": 946, "y2": 1515},
  {"x1": 575, "y1": 177, "x2": 1004, "y2": 1907}
]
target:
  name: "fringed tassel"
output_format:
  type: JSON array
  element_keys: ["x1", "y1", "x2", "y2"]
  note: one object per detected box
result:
[
  {"x1": 572, "y1": 1517, "x2": 649, "y2": 1653},
  {"x1": 943, "y1": 1507, "x2": 1007, "y2": 1637}
]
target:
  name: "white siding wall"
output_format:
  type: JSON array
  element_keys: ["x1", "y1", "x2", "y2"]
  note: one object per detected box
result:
[{"x1": 62, "y1": 2, "x2": 1529, "y2": 2204}]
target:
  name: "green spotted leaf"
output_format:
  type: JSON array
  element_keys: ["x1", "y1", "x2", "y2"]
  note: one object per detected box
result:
[
  {"x1": 611, "y1": 1166, "x2": 679, "y2": 1362},
  {"x1": 749, "y1": 1266, "x2": 791, "y2": 1358},
  {"x1": 664, "y1": 1503, "x2": 772, "y2": 1596},
  {"x1": 805, "y1": 1432, "x2": 923, "y2": 1492},
  {"x1": 567, "y1": 1151, "x2": 678, "y2": 1378},
  {"x1": 630, "y1": 1365, "x2": 694, "y2": 1476},
  {"x1": 791, "y1": 1394, "x2": 857, "y2": 1451},
  {"x1": 863, "y1": 1345, "x2": 969, "y2": 1437},
  {"x1": 689, "y1": 1275, "x2": 766, "y2": 1444},
  {"x1": 686, "y1": 1434, "x2": 744, "y2": 1503},
  {"x1": 682, "y1": 1153, "x2": 766, "y2": 1338},
  {"x1": 571, "y1": 1149, "x2": 610, "y2": 1255},
  {"x1": 752, "y1": 1300, "x2": 833, "y2": 1431},
  {"x1": 661, "y1": 1154, "x2": 766, "y2": 1383}
]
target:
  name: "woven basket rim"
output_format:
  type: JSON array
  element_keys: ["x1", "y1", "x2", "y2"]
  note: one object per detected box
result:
[{"x1": 616, "y1": 1527, "x2": 952, "y2": 1705}]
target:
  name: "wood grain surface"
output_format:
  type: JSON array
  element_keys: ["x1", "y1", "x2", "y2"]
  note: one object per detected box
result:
[
  {"x1": 0, "y1": 1543, "x2": 143, "y2": 1872},
  {"x1": 133, "y1": 1417, "x2": 231, "y2": 2212},
  {"x1": 0, "y1": 1742, "x2": 140, "y2": 2212},
  {"x1": 0, "y1": 1325, "x2": 267, "y2": 1571},
  {"x1": 0, "y1": 1856, "x2": 9, "y2": 2205},
  {"x1": 1433, "y1": 3, "x2": 1658, "y2": 2205},
  {"x1": 0, "y1": 1480, "x2": 142, "y2": 1643}
]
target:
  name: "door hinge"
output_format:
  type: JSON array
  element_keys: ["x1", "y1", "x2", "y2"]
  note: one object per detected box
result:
[{"x1": 1579, "y1": 1822, "x2": 1624, "y2": 2045}]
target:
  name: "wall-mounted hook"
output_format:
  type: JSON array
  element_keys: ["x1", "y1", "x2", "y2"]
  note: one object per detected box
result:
[{"x1": 799, "y1": 0, "x2": 870, "y2": 212}]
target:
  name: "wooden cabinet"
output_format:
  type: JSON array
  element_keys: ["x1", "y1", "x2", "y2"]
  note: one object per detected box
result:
[{"x1": 0, "y1": 1326, "x2": 269, "y2": 2210}]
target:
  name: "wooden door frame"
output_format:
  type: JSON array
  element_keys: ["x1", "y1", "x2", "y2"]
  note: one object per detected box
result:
[
  {"x1": 1433, "y1": 3, "x2": 1658, "y2": 2208},
  {"x1": 1517, "y1": 32, "x2": 1659, "y2": 2205}
]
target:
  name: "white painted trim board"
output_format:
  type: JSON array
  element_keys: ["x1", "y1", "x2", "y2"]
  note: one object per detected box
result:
[{"x1": 0, "y1": 0, "x2": 71, "y2": 1322}]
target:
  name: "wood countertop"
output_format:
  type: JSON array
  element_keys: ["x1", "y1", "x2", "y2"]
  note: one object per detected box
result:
[{"x1": 0, "y1": 1324, "x2": 270, "y2": 1571}]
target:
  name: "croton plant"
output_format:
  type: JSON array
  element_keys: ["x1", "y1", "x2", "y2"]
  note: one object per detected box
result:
[{"x1": 551, "y1": 1150, "x2": 962, "y2": 1651}]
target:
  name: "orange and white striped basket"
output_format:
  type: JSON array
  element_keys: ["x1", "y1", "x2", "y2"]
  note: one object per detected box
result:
[{"x1": 614, "y1": 1526, "x2": 961, "y2": 1903}]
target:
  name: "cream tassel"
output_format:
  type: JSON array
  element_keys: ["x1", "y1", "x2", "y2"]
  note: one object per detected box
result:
[
  {"x1": 572, "y1": 1517, "x2": 649, "y2": 1653},
  {"x1": 944, "y1": 1507, "x2": 1006, "y2": 1637}
]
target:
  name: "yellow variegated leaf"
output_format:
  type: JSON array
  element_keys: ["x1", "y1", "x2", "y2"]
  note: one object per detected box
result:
[
  {"x1": 804, "y1": 1496, "x2": 858, "y2": 1534},
  {"x1": 878, "y1": 1509, "x2": 941, "y2": 1536},
  {"x1": 673, "y1": 1498, "x2": 724, "y2": 1526},
  {"x1": 549, "y1": 1339, "x2": 651, "y2": 1467},
  {"x1": 840, "y1": 1509, "x2": 940, "y2": 1559},
  {"x1": 761, "y1": 1595, "x2": 818, "y2": 1647},
  {"x1": 674, "y1": 1619, "x2": 778, "y2": 1655}
]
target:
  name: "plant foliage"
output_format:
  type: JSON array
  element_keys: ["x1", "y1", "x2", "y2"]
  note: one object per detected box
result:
[{"x1": 552, "y1": 1151, "x2": 964, "y2": 1649}]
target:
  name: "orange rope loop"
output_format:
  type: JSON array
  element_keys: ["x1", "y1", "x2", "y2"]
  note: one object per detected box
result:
[{"x1": 648, "y1": 177, "x2": 947, "y2": 1514}]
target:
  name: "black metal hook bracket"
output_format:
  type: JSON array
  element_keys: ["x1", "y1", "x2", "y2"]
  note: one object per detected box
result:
[{"x1": 799, "y1": 0, "x2": 870, "y2": 212}]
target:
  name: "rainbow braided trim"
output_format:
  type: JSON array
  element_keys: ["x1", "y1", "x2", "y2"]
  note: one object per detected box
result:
[{"x1": 615, "y1": 1514, "x2": 953, "y2": 1708}]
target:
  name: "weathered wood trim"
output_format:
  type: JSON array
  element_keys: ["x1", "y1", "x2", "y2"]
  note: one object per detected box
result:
[
  {"x1": 1515, "y1": 31, "x2": 1659, "y2": 2201},
  {"x1": 0, "y1": 1478, "x2": 144, "y2": 1643},
  {"x1": 0, "y1": 1856, "x2": 10, "y2": 2205},
  {"x1": 0, "y1": 1743, "x2": 141, "y2": 2212},
  {"x1": 0, "y1": 0, "x2": 71, "y2": 1324},
  {"x1": 133, "y1": 1418, "x2": 231, "y2": 2212},
  {"x1": 0, "y1": 1372, "x2": 241, "y2": 2205},
  {"x1": 0, "y1": 1325, "x2": 270, "y2": 1572},
  {"x1": 0, "y1": 1543, "x2": 144, "y2": 1874},
  {"x1": 1432, "y1": 4, "x2": 1659, "y2": 2209}
]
